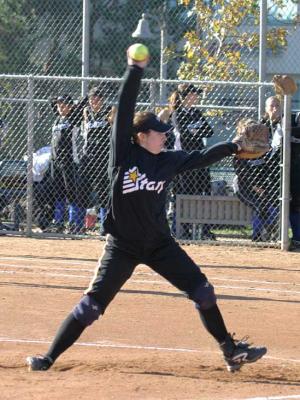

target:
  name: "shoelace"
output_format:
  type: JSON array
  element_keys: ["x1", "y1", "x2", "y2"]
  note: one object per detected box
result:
[{"x1": 230, "y1": 332, "x2": 252, "y2": 347}]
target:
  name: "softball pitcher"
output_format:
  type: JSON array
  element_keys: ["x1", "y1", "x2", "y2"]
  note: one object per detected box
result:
[{"x1": 26, "y1": 48, "x2": 267, "y2": 373}]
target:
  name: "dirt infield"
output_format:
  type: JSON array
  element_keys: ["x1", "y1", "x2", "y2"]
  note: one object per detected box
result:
[{"x1": 0, "y1": 236, "x2": 299, "y2": 400}]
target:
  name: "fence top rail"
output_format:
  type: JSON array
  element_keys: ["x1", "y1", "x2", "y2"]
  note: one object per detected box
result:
[
  {"x1": 0, "y1": 96, "x2": 258, "y2": 111},
  {"x1": 0, "y1": 73, "x2": 274, "y2": 88}
]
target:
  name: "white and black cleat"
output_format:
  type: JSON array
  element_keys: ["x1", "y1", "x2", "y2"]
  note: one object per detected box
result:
[
  {"x1": 26, "y1": 355, "x2": 53, "y2": 371},
  {"x1": 220, "y1": 334, "x2": 267, "y2": 373}
]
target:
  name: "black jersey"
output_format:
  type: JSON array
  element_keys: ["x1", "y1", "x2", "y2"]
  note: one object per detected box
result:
[
  {"x1": 233, "y1": 148, "x2": 281, "y2": 208},
  {"x1": 173, "y1": 106, "x2": 213, "y2": 151},
  {"x1": 262, "y1": 113, "x2": 300, "y2": 199},
  {"x1": 291, "y1": 114, "x2": 300, "y2": 202},
  {"x1": 84, "y1": 107, "x2": 111, "y2": 160},
  {"x1": 170, "y1": 106, "x2": 214, "y2": 195},
  {"x1": 81, "y1": 107, "x2": 111, "y2": 206},
  {"x1": 51, "y1": 98, "x2": 87, "y2": 167},
  {"x1": 291, "y1": 113, "x2": 300, "y2": 161},
  {"x1": 103, "y1": 66, "x2": 237, "y2": 242}
]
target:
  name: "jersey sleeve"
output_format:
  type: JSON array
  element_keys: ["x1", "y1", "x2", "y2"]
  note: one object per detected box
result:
[
  {"x1": 109, "y1": 65, "x2": 143, "y2": 167},
  {"x1": 173, "y1": 141, "x2": 238, "y2": 174}
]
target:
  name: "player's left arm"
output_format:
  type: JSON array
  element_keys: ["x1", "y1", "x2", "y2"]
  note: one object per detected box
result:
[{"x1": 174, "y1": 141, "x2": 238, "y2": 174}]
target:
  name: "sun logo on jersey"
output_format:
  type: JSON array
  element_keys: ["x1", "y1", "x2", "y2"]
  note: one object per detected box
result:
[
  {"x1": 122, "y1": 166, "x2": 166, "y2": 194},
  {"x1": 128, "y1": 167, "x2": 139, "y2": 183}
]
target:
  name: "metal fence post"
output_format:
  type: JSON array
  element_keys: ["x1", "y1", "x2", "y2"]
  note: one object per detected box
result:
[
  {"x1": 149, "y1": 80, "x2": 158, "y2": 112},
  {"x1": 26, "y1": 76, "x2": 34, "y2": 236},
  {"x1": 82, "y1": 0, "x2": 90, "y2": 96},
  {"x1": 281, "y1": 95, "x2": 292, "y2": 250},
  {"x1": 258, "y1": 0, "x2": 267, "y2": 120},
  {"x1": 160, "y1": 22, "x2": 167, "y2": 104}
]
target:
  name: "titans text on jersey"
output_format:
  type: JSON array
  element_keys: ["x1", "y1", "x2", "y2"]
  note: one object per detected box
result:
[{"x1": 122, "y1": 166, "x2": 166, "y2": 194}]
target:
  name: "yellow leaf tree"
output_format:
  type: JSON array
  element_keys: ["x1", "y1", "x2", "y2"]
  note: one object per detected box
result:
[{"x1": 173, "y1": 0, "x2": 298, "y2": 82}]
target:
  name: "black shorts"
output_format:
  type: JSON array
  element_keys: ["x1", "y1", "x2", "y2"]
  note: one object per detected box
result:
[{"x1": 86, "y1": 234, "x2": 207, "y2": 312}]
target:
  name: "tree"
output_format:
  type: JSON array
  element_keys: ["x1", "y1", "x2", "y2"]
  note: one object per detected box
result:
[
  {"x1": 171, "y1": 0, "x2": 299, "y2": 82},
  {"x1": 0, "y1": 0, "x2": 31, "y2": 73},
  {"x1": 0, "y1": 0, "x2": 82, "y2": 76},
  {"x1": 89, "y1": 0, "x2": 176, "y2": 78}
]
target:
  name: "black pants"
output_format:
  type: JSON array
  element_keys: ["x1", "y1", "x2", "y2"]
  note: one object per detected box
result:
[
  {"x1": 86, "y1": 234, "x2": 207, "y2": 313},
  {"x1": 52, "y1": 164, "x2": 78, "y2": 204}
]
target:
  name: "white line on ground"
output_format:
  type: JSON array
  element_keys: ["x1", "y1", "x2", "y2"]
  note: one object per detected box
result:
[
  {"x1": 0, "y1": 259, "x2": 299, "y2": 287},
  {"x1": 0, "y1": 256, "x2": 95, "y2": 265},
  {"x1": 0, "y1": 337, "x2": 299, "y2": 364},
  {"x1": 214, "y1": 284, "x2": 300, "y2": 295},
  {"x1": 0, "y1": 336, "x2": 215, "y2": 353},
  {"x1": 1, "y1": 269, "x2": 300, "y2": 296},
  {"x1": 238, "y1": 396, "x2": 300, "y2": 400},
  {"x1": 0, "y1": 263, "x2": 93, "y2": 272},
  {"x1": 130, "y1": 279, "x2": 300, "y2": 295},
  {"x1": 128, "y1": 279, "x2": 300, "y2": 295},
  {"x1": 0, "y1": 270, "x2": 89, "y2": 279}
]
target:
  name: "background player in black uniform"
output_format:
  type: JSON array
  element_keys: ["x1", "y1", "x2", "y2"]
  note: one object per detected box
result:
[
  {"x1": 48, "y1": 94, "x2": 87, "y2": 234},
  {"x1": 261, "y1": 96, "x2": 282, "y2": 148},
  {"x1": 81, "y1": 86, "x2": 112, "y2": 234},
  {"x1": 261, "y1": 97, "x2": 300, "y2": 247},
  {"x1": 289, "y1": 112, "x2": 300, "y2": 248},
  {"x1": 160, "y1": 84, "x2": 215, "y2": 240},
  {"x1": 233, "y1": 148, "x2": 280, "y2": 242},
  {"x1": 233, "y1": 116, "x2": 280, "y2": 242},
  {"x1": 26, "y1": 49, "x2": 266, "y2": 373}
]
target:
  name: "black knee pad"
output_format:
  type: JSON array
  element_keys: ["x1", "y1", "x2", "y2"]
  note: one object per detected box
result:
[
  {"x1": 192, "y1": 281, "x2": 217, "y2": 311},
  {"x1": 72, "y1": 294, "x2": 102, "y2": 327}
]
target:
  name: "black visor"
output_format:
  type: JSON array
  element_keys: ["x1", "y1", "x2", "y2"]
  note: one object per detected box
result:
[
  {"x1": 57, "y1": 94, "x2": 74, "y2": 105},
  {"x1": 88, "y1": 87, "x2": 105, "y2": 98},
  {"x1": 134, "y1": 114, "x2": 172, "y2": 134}
]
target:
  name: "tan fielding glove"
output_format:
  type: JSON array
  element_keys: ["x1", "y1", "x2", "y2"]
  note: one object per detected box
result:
[{"x1": 233, "y1": 119, "x2": 270, "y2": 159}]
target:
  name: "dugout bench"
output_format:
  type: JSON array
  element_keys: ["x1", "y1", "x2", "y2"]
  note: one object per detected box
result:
[{"x1": 175, "y1": 194, "x2": 252, "y2": 239}]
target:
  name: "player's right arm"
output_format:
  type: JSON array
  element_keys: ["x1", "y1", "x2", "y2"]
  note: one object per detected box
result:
[{"x1": 109, "y1": 55, "x2": 148, "y2": 168}]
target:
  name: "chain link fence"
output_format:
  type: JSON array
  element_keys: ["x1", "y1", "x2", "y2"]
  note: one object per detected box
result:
[
  {"x1": 0, "y1": 75, "x2": 292, "y2": 249},
  {"x1": 0, "y1": 0, "x2": 299, "y2": 249}
]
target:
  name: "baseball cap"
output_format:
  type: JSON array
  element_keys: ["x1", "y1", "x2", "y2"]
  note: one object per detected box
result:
[
  {"x1": 178, "y1": 84, "x2": 203, "y2": 97},
  {"x1": 57, "y1": 94, "x2": 74, "y2": 105},
  {"x1": 88, "y1": 86, "x2": 105, "y2": 98},
  {"x1": 133, "y1": 113, "x2": 172, "y2": 134}
]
